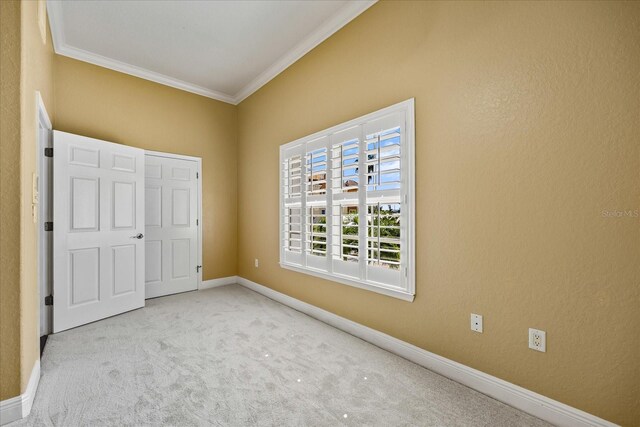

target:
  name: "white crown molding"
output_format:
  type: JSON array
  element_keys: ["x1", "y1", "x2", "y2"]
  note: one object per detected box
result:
[
  {"x1": 236, "y1": 277, "x2": 619, "y2": 427},
  {"x1": 233, "y1": 0, "x2": 377, "y2": 104},
  {"x1": 47, "y1": 0, "x2": 376, "y2": 105},
  {"x1": 0, "y1": 360, "x2": 40, "y2": 425},
  {"x1": 46, "y1": 0, "x2": 64, "y2": 57},
  {"x1": 199, "y1": 276, "x2": 238, "y2": 290},
  {"x1": 47, "y1": 1, "x2": 237, "y2": 104},
  {"x1": 58, "y1": 44, "x2": 237, "y2": 104}
]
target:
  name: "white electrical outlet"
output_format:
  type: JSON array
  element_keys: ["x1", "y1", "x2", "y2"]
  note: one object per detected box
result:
[
  {"x1": 529, "y1": 328, "x2": 546, "y2": 352},
  {"x1": 254, "y1": 258, "x2": 259, "y2": 268},
  {"x1": 470, "y1": 314, "x2": 483, "y2": 333}
]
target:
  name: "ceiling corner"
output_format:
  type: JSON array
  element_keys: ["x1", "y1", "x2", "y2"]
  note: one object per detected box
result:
[{"x1": 233, "y1": 0, "x2": 377, "y2": 104}]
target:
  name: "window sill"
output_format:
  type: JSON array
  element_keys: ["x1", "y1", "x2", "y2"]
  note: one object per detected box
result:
[{"x1": 279, "y1": 262, "x2": 415, "y2": 302}]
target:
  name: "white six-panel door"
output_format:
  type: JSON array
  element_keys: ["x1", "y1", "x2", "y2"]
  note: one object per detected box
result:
[
  {"x1": 53, "y1": 131, "x2": 145, "y2": 333},
  {"x1": 144, "y1": 154, "x2": 199, "y2": 298}
]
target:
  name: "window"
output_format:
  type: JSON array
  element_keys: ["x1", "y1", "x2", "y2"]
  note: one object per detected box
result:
[{"x1": 280, "y1": 99, "x2": 415, "y2": 301}]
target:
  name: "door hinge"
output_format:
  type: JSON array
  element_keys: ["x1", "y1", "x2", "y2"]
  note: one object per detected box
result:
[
  {"x1": 44, "y1": 147, "x2": 53, "y2": 157},
  {"x1": 44, "y1": 222, "x2": 53, "y2": 231},
  {"x1": 196, "y1": 265, "x2": 202, "y2": 273},
  {"x1": 44, "y1": 295, "x2": 53, "y2": 306},
  {"x1": 196, "y1": 219, "x2": 199, "y2": 226},
  {"x1": 196, "y1": 172, "x2": 199, "y2": 179}
]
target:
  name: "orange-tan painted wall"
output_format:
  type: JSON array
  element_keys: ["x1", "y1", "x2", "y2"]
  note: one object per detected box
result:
[
  {"x1": 0, "y1": 0, "x2": 24, "y2": 401},
  {"x1": 0, "y1": 0, "x2": 56, "y2": 400},
  {"x1": 53, "y1": 56, "x2": 238, "y2": 281},
  {"x1": 236, "y1": 1, "x2": 640, "y2": 425}
]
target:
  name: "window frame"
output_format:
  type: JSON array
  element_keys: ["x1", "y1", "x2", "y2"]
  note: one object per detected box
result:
[{"x1": 279, "y1": 99, "x2": 415, "y2": 302}]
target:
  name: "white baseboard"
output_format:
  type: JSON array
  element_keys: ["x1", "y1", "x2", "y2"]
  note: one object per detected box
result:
[
  {"x1": 237, "y1": 277, "x2": 617, "y2": 427},
  {"x1": 0, "y1": 360, "x2": 40, "y2": 425},
  {"x1": 199, "y1": 276, "x2": 238, "y2": 290}
]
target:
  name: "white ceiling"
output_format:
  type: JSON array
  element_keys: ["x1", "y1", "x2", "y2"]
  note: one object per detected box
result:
[{"x1": 47, "y1": 0, "x2": 375, "y2": 104}]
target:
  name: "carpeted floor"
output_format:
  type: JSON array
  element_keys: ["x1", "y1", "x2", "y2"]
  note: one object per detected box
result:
[{"x1": 15, "y1": 285, "x2": 549, "y2": 426}]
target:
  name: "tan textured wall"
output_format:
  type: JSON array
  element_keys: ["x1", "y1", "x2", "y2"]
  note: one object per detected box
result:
[
  {"x1": 0, "y1": 0, "x2": 23, "y2": 401},
  {"x1": 237, "y1": 1, "x2": 640, "y2": 425},
  {"x1": 0, "y1": 0, "x2": 55, "y2": 400},
  {"x1": 54, "y1": 56, "x2": 238, "y2": 281},
  {"x1": 18, "y1": 0, "x2": 56, "y2": 394}
]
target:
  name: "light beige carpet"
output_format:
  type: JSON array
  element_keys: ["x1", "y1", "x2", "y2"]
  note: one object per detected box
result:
[{"x1": 15, "y1": 285, "x2": 549, "y2": 426}]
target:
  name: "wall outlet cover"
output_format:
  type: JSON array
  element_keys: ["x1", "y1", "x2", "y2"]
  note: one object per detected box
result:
[{"x1": 529, "y1": 328, "x2": 546, "y2": 352}]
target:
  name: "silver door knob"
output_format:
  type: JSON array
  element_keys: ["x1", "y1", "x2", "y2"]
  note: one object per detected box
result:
[{"x1": 131, "y1": 233, "x2": 144, "y2": 239}]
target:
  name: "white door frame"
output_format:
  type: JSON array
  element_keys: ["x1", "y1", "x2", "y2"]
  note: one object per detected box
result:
[
  {"x1": 36, "y1": 92, "x2": 53, "y2": 337},
  {"x1": 144, "y1": 150, "x2": 203, "y2": 290}
]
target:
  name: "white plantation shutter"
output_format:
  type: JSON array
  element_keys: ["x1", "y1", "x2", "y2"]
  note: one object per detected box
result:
[
  {"x1": 305, "y1": 205, "x2": 327, "y2": 270},
  {"x1": 331, "y1": 127, "x2": 360, "y2": 195},
  {"x1": 363, "y1": 113, "x2": 404, "y2": 288},
  {"x1": 280, "y1": 99, "x2": 415, "y2": 301},
  {"x1": 284, "y1": 155, "x2": 302, "y2": 198},
  {"x1": 282, "y1": 144, "x2": 303, "y2": 265},
  {"x1": 284, "y1": 207, "x2": 301, "y2": 252},
  {"x1": 305, "y1": 147, "x2": 327, "y2": 197}
]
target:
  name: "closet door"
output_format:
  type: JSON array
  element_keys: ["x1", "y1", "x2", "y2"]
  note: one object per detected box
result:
[{"x1": 144, "y1": 154, "x2": 199, "y2": 299}]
